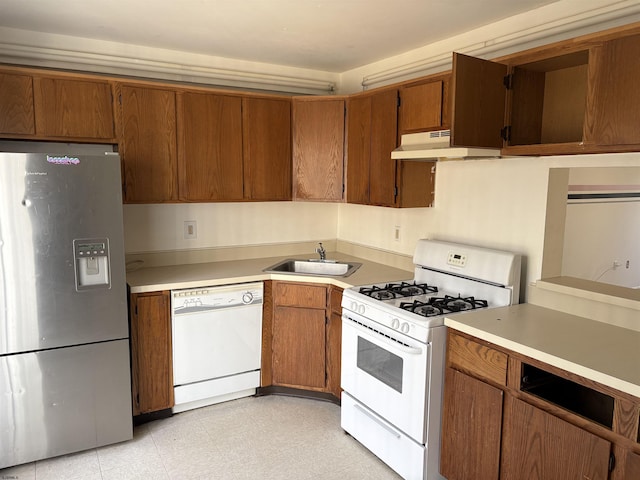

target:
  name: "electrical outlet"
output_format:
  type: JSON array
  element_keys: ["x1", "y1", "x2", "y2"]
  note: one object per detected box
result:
[
  {"x1": 184, "y1": 221, "x2": 197, "y2": 239},
  {"x1": 394, "y1": 226, "x2": 401, "y2": 242},
  {"x1": 626, "y1": 260, "x2": 630, "y2": 269},
  {"x1": 613, "y1": 260, "x2": 621, "y2": 269}
]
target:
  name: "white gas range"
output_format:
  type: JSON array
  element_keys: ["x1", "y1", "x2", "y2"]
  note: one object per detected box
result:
[{"x1": 340, "y1": 239, "x2": 521, "y2": 480}]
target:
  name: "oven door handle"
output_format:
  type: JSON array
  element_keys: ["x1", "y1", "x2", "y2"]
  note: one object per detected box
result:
[
  {"x1": 343, "y1": 316, "x2": 424, "y2": 356},
  {"x1": 353, "y1": 403, "x2": 401, "y2": 439}
]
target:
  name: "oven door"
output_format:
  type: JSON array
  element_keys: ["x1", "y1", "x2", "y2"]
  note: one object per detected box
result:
[{"x1": 341, "y1": 310, "x2": 430, "y2": 443}]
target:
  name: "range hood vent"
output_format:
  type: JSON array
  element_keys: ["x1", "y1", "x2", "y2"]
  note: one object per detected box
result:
[{"x1": 391, "y1": 130, "x2": 501, "y2": 160}]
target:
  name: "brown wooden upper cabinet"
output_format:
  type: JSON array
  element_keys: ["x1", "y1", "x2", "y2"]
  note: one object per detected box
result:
[
  {"x1": 398, "y1": 76, "x2": 450, "y2": 135},
  {"x1": 121, "y1": 84, "x2": 292, "y2": 204},
  {"x1": 177, "y1": 91, "x2": 244, "y2": 202},
  {"x1": 119, "y1": 84, "x2": 178, "y2": 203},
  {"x1": 395, "y1": 160, "x2": 436, "y2": 208},
  {"x1": 242, "y1": 97, "x2": 292, "y2": 201},
  {"x1": 585, "y1": 33, "x2": 640, "y2": 146},
  {"x1": 0, "y1": 72, "x2": 115, "y2": 140},
  {"x1": 450, "y1": 31, "x2": 640, "y2": 154},
  {"x1": 178, "y1": 94, "x2": 292, "y2": 202},
  {"x1": 346, "y1": 89, "x2": 398, "y2": 207},
  {"x1": 0, "y1": 72, "x2": 35, "y2": 135},
  {"x1": 292, "y1": 97, "x2": 345, "y2": 202},
  {"x1": 346, "y1": 88, "x2": 438, "y2": 209},
  {"x1": 33, "y1": 77, "x2": 115, "y2": 140}
]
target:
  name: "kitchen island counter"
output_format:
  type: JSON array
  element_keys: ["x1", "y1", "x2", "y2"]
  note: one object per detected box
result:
[
  {"x1": 127, "y1": 251, "x2": 413, "y2": 293},
  {"x1": 445, "y1": 303, "x2": 640, "y2": 398}
]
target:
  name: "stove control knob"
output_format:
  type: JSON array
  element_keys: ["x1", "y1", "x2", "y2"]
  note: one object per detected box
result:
[
  {"x1": 358, "y1": 304, "x2": 366, "y2": 315},
  {"x1": 350, "y1": 301, "x2": 358, "y2": 311},
  {"x1": 401, "y1": 322, "x2": 410, "y2": 334},
  {"x1": 391, "y1": 318, "x2": 400, "y2": 330}
]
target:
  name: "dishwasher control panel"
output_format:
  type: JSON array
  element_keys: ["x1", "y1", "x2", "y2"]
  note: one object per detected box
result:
[{"x1": 172, "y1": 282, "x2": 263, "y2": 314}]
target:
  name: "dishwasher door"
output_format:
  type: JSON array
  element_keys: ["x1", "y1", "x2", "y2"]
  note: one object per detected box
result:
[{"x1": 171, "y1": 282, "x2": 263, "y2": 412}]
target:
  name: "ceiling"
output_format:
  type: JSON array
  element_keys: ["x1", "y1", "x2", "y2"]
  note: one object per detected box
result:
[{"x1": 0, "y1": 0, "x2": 562, "y2": 73}]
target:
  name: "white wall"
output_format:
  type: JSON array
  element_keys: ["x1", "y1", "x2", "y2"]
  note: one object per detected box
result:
[
  {"x1": 563, "y1": 202, "x2": 640, "y2": 287},
  {"x1": 338, "y1": 153, "x2": 640, "y2": 300},
  {"x1": 124, "y1": 154, "x2": 640, "y2": 300},
  {"x1": 123, "y1": 202, "x2": 339, "y2": 253},
  {"x1": 561, "y1": 167, "x2": 640, "y2": 288}
]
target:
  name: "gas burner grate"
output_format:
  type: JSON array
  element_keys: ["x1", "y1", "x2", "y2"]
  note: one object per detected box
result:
[
  {"x1": 399, "y1": 300, "x2": 444, "y2": 317},
  {"x1": 398, "y1": 295, "x2": 489, "y2": 317},
  {"x1": 430, "y1": 295, "x2": 489, "y2": 313},
  {"x1": 359, "y1": 281, "x2": 438, "y2": 300},
  {"x1": 358, "y1": 285, "x2": 402, "y2": 300}
]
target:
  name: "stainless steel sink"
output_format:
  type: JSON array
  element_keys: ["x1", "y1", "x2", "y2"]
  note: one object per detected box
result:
[{"x1": 263, "y1": 259, "x2": 362, "y2": 277}]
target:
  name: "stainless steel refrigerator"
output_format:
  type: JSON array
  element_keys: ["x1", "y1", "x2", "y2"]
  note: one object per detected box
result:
[{"x1": 0, "y1": 142, "x2": 132, "y2": 468}]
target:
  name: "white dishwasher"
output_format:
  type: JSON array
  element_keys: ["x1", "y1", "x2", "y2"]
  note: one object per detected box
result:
[{"x1": 171, "y1": 282, "x2": 263, "y2": 413}]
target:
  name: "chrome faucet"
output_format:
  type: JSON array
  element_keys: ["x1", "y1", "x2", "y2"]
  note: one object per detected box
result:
[{"x1": 315, "y1": 242, "x2": 326, "y2": 261}]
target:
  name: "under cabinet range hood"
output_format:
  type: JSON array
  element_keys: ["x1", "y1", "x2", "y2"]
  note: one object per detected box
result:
[{"x1": 391, "y1": 130, "x2": 501, "y2": 160}]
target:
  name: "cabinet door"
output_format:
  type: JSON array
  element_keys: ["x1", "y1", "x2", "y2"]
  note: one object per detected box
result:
[
  {"x1": 587, "y1": 33, "x2": 640, "y2": 146},
  {"x1": 451, "y1": 53, "x2": 507, "y2": 148},
  {"x1": 440, "y1": 367, "x2": 503, "y2": 480},
  {"x1": 272, "y1": 306, "x2": 326, "y2": 390},
  {"x1": 0, "y1": 72, "x2": 35, "y2": 135},
  {"x1": 120, "y1": 85, "x2": 178, "y2": 202},
  {"x1": 130, "y1": 292, "x2": 173, "y2": 415},
  {"x1": 326, "y1": 287, "x2": 343, "y2": 399},
  {"x1": 613, "y1": 447, "x2": 640, "y2": 480},
  {"x1": 345, "y1": 95, "x2": 371, "y2": 205},
  {"x1": 399, "y1": 81, "x2": 443, "y2": 134},
  {"x1": 395, "y1": 160, "x2": 435, "y2": 208},
  {"x1": 369, "y1": 89, "x2": 398, "y2": 207},
  {"x1": 177, "y1": 92, "x2": 243, "y2": 201},
  {"x1": 243, "y1": 97, "x2": 292, "y2": 200},
  {"x1": 292, "y1": 98, "x2": 345, "y2": 201},
  {"x1": 345, "y1": 90, "x2": 397, "y2": 207},
  {"x1": 33, "y1": 77, "x2": 115, "y2": 139},
  {"x1": 501, "y1": 396, "x2": 611, "y2": 480}
]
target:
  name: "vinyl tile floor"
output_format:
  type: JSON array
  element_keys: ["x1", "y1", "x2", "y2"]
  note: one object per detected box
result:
[{"x1": 0, "y1": 395, "x2": 403, "y2": 480}]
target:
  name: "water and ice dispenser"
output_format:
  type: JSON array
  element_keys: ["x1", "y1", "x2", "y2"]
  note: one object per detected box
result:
[{"x1": 73, "y1": 238, "x2": 111, "y2": 290}]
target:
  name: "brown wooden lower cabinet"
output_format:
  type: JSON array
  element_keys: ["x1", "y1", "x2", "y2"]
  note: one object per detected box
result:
[
  {"x1": 441, "y1": 330, "x2": 640, "y2": 480},
  {"x1": 613, "y1": 446, "x2": 640, "y2": 480},
  {"x1": 326, "y1": 286, "x2": 343, "y2": 399},
  {"x1": 129, "y1": 280, "x2": 343, "y2": 420},
  {"x1": 440, "y1": 367, "x2": 503, "y2": 480},
  {"x1": 130, "y1": 291, "x2": 174, "y2": 415},
  {"x1": 501, "y1": 396, "x2": 611, "y2": 480},
  {"x1": 272, "y1": 305, "x2": 326, "y2": 389},
  {"x1": 263, "y1": 281, "x2": 342, "y2": 399}
]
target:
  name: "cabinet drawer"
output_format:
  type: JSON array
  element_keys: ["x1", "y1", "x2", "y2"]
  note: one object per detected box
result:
[
  {"x1": 273, "y1": 282, "x2": 327, "y2": 309},
  {"x1": 447, "y1": 331, "x2": 507, "y2": 386}
]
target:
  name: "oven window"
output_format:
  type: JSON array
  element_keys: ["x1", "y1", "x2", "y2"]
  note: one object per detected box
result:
[{"x1": 357, "y1": 337, "x2": 403, "y2": 393}]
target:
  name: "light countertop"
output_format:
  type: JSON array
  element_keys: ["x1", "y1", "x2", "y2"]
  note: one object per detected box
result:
[
  {"x1": 445, "y1": 303, "x2": 640, "y2": 398},
  {"x1": 126, "y1": 251, "x2": 413, "y2": 293}
]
